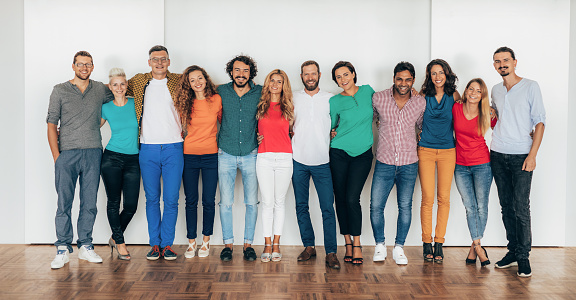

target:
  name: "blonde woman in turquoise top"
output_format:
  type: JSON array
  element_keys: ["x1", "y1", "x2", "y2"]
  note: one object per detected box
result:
[{"x1": 329, "y1": 61, "x2": 374, "y2": 265}]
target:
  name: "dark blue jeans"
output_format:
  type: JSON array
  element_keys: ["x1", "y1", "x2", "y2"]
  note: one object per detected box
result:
[
  {"x1": 490, "y1": 151, "x2": 532, "y2": 260},
  {"x1": 54, "y1": 148, "x2": 102, "y2": 253},
  {"x1": 292, "y1": 160, "x2": 337, "y2": 254},
  {"x1": 101, "y1": 149, "x2": 140, "y2": 245},
  {"x1": 183, "y1": 153, "x2": 218, "y2": 240},
  {"x1": 370, "y1": 161, "x2": 418, "y2": 246}
]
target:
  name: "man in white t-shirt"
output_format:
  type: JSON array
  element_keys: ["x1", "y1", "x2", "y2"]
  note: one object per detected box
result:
[
  {"x1": 126, "y1": 45, "x2": 183, "y2": 261},
  {"x1": 291, "y1": 60, "x2": 340, "y2": 269}
]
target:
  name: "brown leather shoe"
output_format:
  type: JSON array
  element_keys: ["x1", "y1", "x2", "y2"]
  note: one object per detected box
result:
[
  {"x1": 325, "y1": 253, "x2": 341, "y2": 269},
  {"x1": 297, "y1": 246, "x2": 317, "y2": 261}
]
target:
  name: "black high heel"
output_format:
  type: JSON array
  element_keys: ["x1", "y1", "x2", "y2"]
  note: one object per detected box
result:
[
  {"x1": 423, "y1": 243, "x2": 433, "y2": 261},
  {"x1": 344, "y1": 243, "x2": 353, "y2": 263},
  {"x1": 433, "y1": 243, "x2": 444, "y2": 263},
  {"x1": 475, "y1": 245, "x2": 490, "y2": 266},
  {"x1": 466, "y1": 243, "x2": 477, "y2": 264}
]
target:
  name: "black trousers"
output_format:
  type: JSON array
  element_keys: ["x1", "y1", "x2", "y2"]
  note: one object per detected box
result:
[
  {"x1": 329, "y1": 148, "x2": 373, "y2": 236},
  {"x1": 101, "y1": 149, "x2": 141, "y2": 244}
]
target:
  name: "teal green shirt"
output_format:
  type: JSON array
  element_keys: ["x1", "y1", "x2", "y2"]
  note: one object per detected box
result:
[
  {"x1": 102, "y1": 97, "x2": 139, "y2": 154},
  {"x1": 329, "y1": 85, "x2": 375, "y2": 157}
]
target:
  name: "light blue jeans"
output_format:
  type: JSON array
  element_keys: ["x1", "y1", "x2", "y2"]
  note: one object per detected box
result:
[
  {"x1": 454, "y1": 162, "x2": 492, "y2": 241},
  {"x1": 370, "y1": 161, "x2": 418, "y2": 246},
  {"x1": 218, "y1": 148, "x2": 259, "y2": 244}
]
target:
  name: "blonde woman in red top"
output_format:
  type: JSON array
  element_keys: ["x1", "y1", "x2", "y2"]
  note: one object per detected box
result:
[
  {"x1": 452, "y1": 78, "x2": 497, "y2": 267},
  {"x1": 256, "y1": 69, "x2": 294, "y2": 262},
  {"x1": 174, "y1": 65, "x2": 222, "y2": 258}
]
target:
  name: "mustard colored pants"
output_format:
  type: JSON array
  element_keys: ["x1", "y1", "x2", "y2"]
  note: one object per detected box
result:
[{"x1": 418, "y1": 147, "x2": 456, "y2": 244}]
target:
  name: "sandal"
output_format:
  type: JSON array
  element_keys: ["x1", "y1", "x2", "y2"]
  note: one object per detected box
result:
[
  {"x1": 344, "y1": 243, "x2": 353, "y2": 263},
  {"x1": 352, "y1": 245, "x2": 363, "y2": 265},
  {"x1": 271, "y1": 243, "x2": 282, "y2": 262},
  {"x1": 475, "y1": 244, "x2": 490, "y2": 266},
  {"x1": 198, "y1": 240, "x2": 210, "y2": 258},
  {"x1": 433, "y1": 243, "x2": 444, "y2": 263},
  {"x1": 184, "y1": 240, "x2": 197, "y2": 258},
  {"x1": 261, "y1": 244, "x2": 272, "y2": 263},
  {"x1": 423, "y1": 243, "x2": 433, "y2": 262}
]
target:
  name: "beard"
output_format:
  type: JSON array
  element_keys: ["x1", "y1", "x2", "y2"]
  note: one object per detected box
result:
[
  {"x1": 303, "y1": 79, "x2": 319, "y2": 91},
  {"x1": 75, "y1": 71, "x2": 90, "y2": 80},
  {"x1": 234, "y1": 76, "x2": 249, "y2": 88},
  {"x1": 394, "y1": 85, "x2": 410, "y2": 96},
  {"x1": 498, "y1": 67, "x2": 510, "y2": 77}
]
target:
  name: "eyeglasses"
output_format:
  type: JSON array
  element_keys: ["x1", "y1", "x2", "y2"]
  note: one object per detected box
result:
[
  {"x1": 75, "y1": 63, "x2": 93, "y2": 68},
  {"x1": 150, "y1": 57, "x2": 168, "y2": 64}
]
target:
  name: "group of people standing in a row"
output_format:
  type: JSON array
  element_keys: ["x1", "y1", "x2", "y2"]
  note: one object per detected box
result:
[{"x1": 47, "y1": 45, "x2": 544, "y2": 278}]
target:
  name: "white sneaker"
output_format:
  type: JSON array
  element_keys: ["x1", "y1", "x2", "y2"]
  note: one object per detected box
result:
[
  {"x1": 373, "y1": 244, "x2": 387, "y2": 261},
  {"x1": 78, "y1": 245, "x2": 103, "y2": 263},
  {"x1": 393, "y1": 246, "x2": 408, "y2": 265},
  {"x1": 51, "y1": 246, "x2": 70, "y2": 269}
]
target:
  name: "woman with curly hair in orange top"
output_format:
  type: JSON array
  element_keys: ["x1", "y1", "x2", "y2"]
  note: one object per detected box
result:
[{"x1": 174, "y1": 65, "x2": 222, "y2": 258}]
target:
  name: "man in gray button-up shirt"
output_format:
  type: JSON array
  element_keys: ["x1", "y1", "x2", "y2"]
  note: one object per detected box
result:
[
  {"x1": 46, "y1": 51, "x2": 112, "y2": 269},
  {"x1": 216, "y1": 55, "x2": 262, "y2": 262}
]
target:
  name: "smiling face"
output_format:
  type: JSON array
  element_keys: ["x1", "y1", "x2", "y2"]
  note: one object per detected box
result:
[
  {"x1": 465, "y1": 81, "x2": 482, "y2": 105},
  {"x1": 393, "y1": 70, "x2": 414, "y2": 96},
  {"x1": 334, "y1": 66, "x2": 355, "y2": 91},
  {"x1": 301, "y1": 64, "x2": 320, "y2": 91},
  {"x1": 493, "y1": 51, "x2": 516, "y2": 77},
  {"x1": 148, "y1": 50, "x2": 170, "y2": 78},
  {"x1": 430, "y1": 64, "x2": 446, "y2": 89},
  {"x1": 269, "y1": 74, "x2": 283, "y2": 96},
  {"x1": 72, "y1": 56, "x2": 93, "y2": 80},
  {"x1": 109, "y1": 76, "x2": 127, "y2": 98},
  {"x1": 188, "y1": 70, "x2": 206, "y2": 94},
  {"x1": 231, "y1": 61, "x2": 251, "y2": 88}
]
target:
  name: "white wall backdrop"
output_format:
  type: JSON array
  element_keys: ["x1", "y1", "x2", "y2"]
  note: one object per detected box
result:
[{"x1": 6, "y1": 0, "x2": 572, "y2": 247}]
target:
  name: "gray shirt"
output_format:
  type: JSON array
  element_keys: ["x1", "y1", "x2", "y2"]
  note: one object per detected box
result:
[{"x1": 46, "y1": 80, "x2": 113, "y2": 151}]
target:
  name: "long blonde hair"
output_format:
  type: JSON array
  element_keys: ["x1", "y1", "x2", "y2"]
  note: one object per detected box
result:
[
  {"x1": 256, "y1": 69, "x2": 294, "y2": 121},
  {"x1": 463, "y1": 78, "x2": 490, "y2": 136}
]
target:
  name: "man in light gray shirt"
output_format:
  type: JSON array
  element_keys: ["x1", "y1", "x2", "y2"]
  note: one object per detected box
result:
[{"x1": 46, "y1": 51, "x2": 112, "y2": 269}]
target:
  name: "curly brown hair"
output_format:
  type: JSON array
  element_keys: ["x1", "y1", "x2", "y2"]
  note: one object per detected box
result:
[
  {"x1": 256, "y1": 69, "x2": 294, "y2": 122},
  {"x1": 174, "y1": 65, "x2": 217, "y2": 135}
]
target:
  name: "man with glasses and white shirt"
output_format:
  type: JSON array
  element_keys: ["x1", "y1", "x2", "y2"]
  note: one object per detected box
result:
[{"x1": 126, "y1": 45, "x2": 183, "y2": 261}]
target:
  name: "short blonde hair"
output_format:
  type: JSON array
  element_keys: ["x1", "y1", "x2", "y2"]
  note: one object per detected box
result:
[{"x1": 109, "y1": 67, "x2": 126, "y2": 80}]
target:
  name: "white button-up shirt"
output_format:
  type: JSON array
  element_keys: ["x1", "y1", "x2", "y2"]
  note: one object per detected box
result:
[{"x1": 291, "y1": 89, "x2": 334, "y2": 165}]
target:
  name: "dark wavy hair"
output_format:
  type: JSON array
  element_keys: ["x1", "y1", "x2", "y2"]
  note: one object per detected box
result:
[
  {"x1": 331, "y1": 61, "x2": 357, "y2": 84},
  {"x1": 420, "y1": 59, "x2": 458, "y2": 97},
  {"x1": 225, "y1": 54, "x2": 258, "y2": 82},
  {"x1": 394, "y1": 61, "x2": 415, "y2": 78},
  {"x1": 174, "y1": 65, "x2": 218, "y2": 135},
  {"x1": 494, "y1": 46, "x2": 515, "y2": 60}
]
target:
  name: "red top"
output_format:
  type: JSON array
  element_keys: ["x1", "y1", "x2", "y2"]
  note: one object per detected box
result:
[
  {"x1": 452, "y1": 102, "x2": 497, "y2": 166},
  {"x1": 258, "y1": 102, "x2": 292, "y2": 153}
]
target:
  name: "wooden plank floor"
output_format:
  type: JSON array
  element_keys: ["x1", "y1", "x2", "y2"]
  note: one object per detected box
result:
[{"x1": 0, "y1": 245, "x2": 575, "y2": 299}]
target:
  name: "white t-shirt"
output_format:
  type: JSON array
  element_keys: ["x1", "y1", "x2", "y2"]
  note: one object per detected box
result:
[
  {"x1": 140, "y1": 78, "x2": 183, "y2": 144},
  {"x1": 291, "y1": 89, "x2": 334, "y2": 165}
]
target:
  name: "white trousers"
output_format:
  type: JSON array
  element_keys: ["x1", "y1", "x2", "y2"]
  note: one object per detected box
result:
[{"x1": 256, "y1": 152, "x2": 293, "y2": 238}]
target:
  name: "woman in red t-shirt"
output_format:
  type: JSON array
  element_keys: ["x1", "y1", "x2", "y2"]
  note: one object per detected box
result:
[
  {"x1": 255, "y1": 69, "x2": 294, "y2": 262},
  {"x1": 452, "y1": 78, "x2": 497, "y2": 267}
]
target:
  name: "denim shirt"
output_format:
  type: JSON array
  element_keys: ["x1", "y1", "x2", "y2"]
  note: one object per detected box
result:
[{"x1": 217, "y1": 81, "x2": 263, "y2": 156}]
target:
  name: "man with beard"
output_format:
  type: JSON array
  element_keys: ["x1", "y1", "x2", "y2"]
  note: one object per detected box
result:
[
  {"x1": 370, "y1": 61, "x2": 425, "y2": 265},
  {"x1": 47, "y1": 51, "x2": 113, "y2": 269},
  {"x1": 217, "y1": 55, "x2": 262, "y2": 261},
  {"x1": 126, "y1": 45, "x2": 183, "y2": 261},
  {"x1": 490, "y1": 47, "x2": 545, "y2": 278},
  {"x1": 291, "y1": 60, "x2": 340, "y2": 269}
]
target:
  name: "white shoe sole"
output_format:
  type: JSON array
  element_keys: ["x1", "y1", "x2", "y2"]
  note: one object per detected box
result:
[
  {"x1": 495, "y1": 261, "x2": 518, "y2": 269},
  {"x1": 198, "y1": 251, "x2": 209, "y2": 258},
  {"x1": 373, "y1": 254, "x2": 386, "y2": 262},
  {"x1": 184, "y1": 251, "x2": 196, "y2": 258},
  {"x1": 394, "y1": 257, "x2": 408, "y2": 265},
  {"x1": 517, "y1": 272, "x2": 532, "y2": 277}
]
